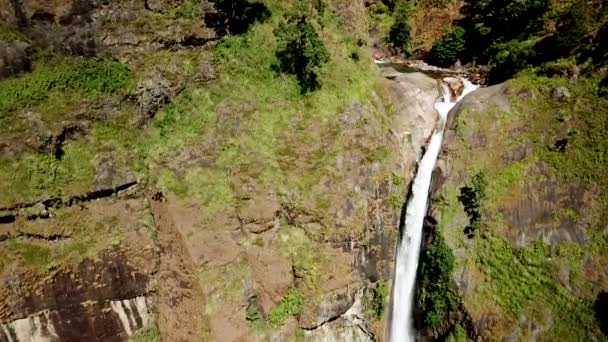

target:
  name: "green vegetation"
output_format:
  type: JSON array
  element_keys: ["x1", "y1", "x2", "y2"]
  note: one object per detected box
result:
[
  {"x1": 457, "y1": 172, "x2": 486, "y2": 238},
  {"x1": 429, "y1": 26, "x2": 466, "y2": 67},
  {"x1": 477, "y1": 237, "x2": 604, "y2": 340},
  {"x1": 370, "y1": 281, "x2": 389, "y2": 318},
  {"x1": 423, "y1": 0, "x2": 608, "y2": 81},
  {"x1": 416, "y1": 234, "x2": 458, "y2": 328},
  {"x1": 130, "y1": 326, "x2": 161, "y2": 342},
  {"x1": 275, "y1": 7, "x2": 330, "y2": 92},
  {"x1": 0, "y1": 57, "x2": 129, "y2": 114},
  {"x1": 388, "y1": 0, "x2": 412, "y2": 55},
  {"x1": 0, "y1": 22, "x2": 29, "y2": 42},
  {"x1": 0, "y1": 141, "x2": 97, "y2": 207},
  {"x1": 279, "y1": 226, "x2": 323, "y2": 288},
  {"x1": 268, "y1": 288, "x2": 304, "y2": 327}
]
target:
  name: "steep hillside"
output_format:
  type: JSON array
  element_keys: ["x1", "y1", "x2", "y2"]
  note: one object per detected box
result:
[
  {"x1": 422, "y1": 73, "x2": 608, "y2": 340},
  {"x1": 0, "y1": 0, "x2": 450, "y2": 340}
]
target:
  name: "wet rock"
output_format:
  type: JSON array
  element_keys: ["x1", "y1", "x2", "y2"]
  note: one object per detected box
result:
[
  {"x1": 443, "y1": 77, "x2": 464, "y2": 101},
  {"x1": 391, "y1": 72, "x2": 441, "y2": 167},
  {"x1": 1, "y1": 253, "x2": 153, "y2": 340},
  {"x1": 0, "y1": 40, "x2": 32, "y2": 79},
  {"x1": 551, "y1": 86, "x2": 571, "y2": 100},
  {"x1": 135, "y1": 72, "x2": 173, "y2": 126}
]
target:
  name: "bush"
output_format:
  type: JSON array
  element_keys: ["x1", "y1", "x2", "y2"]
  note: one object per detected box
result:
[
  {"x1": 388, "y1": 0, "x2": 412, "y2": 55},
  {"x1": 371, "y1": 281, "x2": 389, "y2": 318},
  {"x1": 457, "y1": 172, "x2": 486, "y2": 238},
  {"x1": 430, "y1": 26, "x2": 466, "y2": 67},
  {"x1": 275, "y1": 11, "x2": 329, "y2": 93},
  {"x1": 488, "y1": 39, "x2": 536, "y2": 82},
  {"x1": 416, "y1": 234, "x2": 458, "y2": 328},
  {"x1": 267, "y1": 288, "x2": 304, "y2": 327}
]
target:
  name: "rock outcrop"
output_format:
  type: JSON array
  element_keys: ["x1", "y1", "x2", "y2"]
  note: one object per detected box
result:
[{"x1": 426, "y1": 77, "x2": 608, "y2": 340}]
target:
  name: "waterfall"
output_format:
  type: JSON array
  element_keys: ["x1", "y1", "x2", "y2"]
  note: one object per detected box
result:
[{"x1": 388, "y1": 78, "x2": 478, "y2": 342}]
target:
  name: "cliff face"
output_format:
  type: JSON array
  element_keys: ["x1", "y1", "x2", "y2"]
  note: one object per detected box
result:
[
  {"x1": 426, "y1": 75, "x2": 608, "y2": 340},
  {"x1": 0, "y1": 0, "x2": 448, "y2": 340}
]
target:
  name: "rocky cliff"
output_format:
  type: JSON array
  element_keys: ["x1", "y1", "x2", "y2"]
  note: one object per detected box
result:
[
  {"x1": 423, "y1": 74, "x2": 608, "y2": 340},
  {"x1": 0, "y1": 0, "x2": 450, "y2": 340}
]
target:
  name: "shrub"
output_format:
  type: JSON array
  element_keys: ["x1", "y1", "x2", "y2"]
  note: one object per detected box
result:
[
  {"x1": 371, "y1": 281, "x2": 389, "y2": 318},
  {"x1": 430, "y1": 26, "x2": 466, "y2": 67},
  {"x1": 488, "y1": 39, "x2": 536, "y2": 83},
  {"x1": 275, "y1": 11, "x2": 329, "y2": 93},
  {"x1": 457, "y1": 172, "x2": 486, "y2": 238},
  {"x1": 388, "y1": 0, "x2": 412, "y2": 55},
  {"x1": 416, "y1": 234, "x2": 458, "y2": 328},
  {"x1": 267, "y1": 288, "x2": 304, "y2": 327}
]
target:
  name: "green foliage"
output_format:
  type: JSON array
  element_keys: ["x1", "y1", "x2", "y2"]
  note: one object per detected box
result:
[
  {"x1": 0, "y1": 22, "x2": 29, "y2": 42},
  {"x1": 416, "y1": 234, "x2": 458, "y2": 328},
  {"x1": 246, "y1": 303, "x2": 264, "y2": 322},
  {"x1": 130, "y1": 327, "x2": 161, "y2": 342},
  {"x1": 488, "y1": 39, "x2": 537, "y2": 82},
  {"x1": 430, "y1": 26, "x2": 466, "y2": 67},
  {"x1": 478, "y1": 237, "x2": 603, "y2": 340},
  {"x1": 0, "y1": 141, "x2": 97, "y2": 207},
  {"x1": 0, "y1": 57, "x2": 129, "y2": 114},
  {"x1": 457, "y1": 172, "x2": 486, "y2": 238},
  {"x1": 446, "y1": 324, "x2": 471, "y2": 342},
  {"x1": 388, "y1": 0, "x2": 412, "y2": 55},
  {"x1": 552, "y1": 0, "x2": 594, "y2": 56},
  {"x1": 268, "y1": 288, "x2": 304, "y2": 327},
  {"x1": 275, "y1": 10, "x2": 330, "y2": 93},
  {"x1": 371, "y1": 281, "x2": 389, "y2": 318}
]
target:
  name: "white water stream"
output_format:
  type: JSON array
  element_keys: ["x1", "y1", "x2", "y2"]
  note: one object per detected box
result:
[{"x1": 389, "y1": 78, "x2": 478, "y2": 342}]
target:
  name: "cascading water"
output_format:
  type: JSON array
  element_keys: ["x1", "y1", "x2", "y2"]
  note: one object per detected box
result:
[{"x1": 389, "y1": 78, "x2": 478, "y2": 342}]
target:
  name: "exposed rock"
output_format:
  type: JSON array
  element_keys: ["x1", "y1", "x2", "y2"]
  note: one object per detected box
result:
[
  {"x1": 135, "y1": 72, "x2": 173, "y2": 126},
  {"x1": 299, "y1": 286, "x2": 357, "y2": 329},
  {"x1": 340, "y1": 102, "x2": 364, "y2": 127},
  {"x1": 443, "y1": 77, "x2": 464, "y2": 101},
  {"x1": 390, "y1": 72, "x2": 441, "y2": 170},
  {"x1": 237, "y1": 192, "x2": 281, "y2": 234},
  {"x1": 303, "y1": 288, "x2": 373, "y2": 342},
  {"x1": 0, "y1": 252, "x2": 154, "y2": 341},
  {"x1": 94, "y1": 156, "x2": 137, "y2": 192},
  {"x1": 194, "y1": 59, "x2": 217, "y2": 83},
  {"x1": 551, "y1": 86, "x2": 571, "y2": 100},
  {"x1": 0, "y1": 40, "x2": 32, "y2": 79}
]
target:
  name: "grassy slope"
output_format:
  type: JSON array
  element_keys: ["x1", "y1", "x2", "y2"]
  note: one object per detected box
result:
[
  {"x1": 434, "y1": 74, "x2": 608, "y2": 340},
  {"x1": 0, "y1": 0, "x2": 400, "y2": 336}
]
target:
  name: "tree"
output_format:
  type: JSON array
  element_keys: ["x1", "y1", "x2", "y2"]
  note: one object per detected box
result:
[
  {"x1": 274, "y1": 11, "x2": 329, "y2": 93},
  {"x1": 430, "y1": 26, "x2": 466, "y2": 67},
  {"x1": 388, "y1": 0, "x2": 412, "y2": 55}
]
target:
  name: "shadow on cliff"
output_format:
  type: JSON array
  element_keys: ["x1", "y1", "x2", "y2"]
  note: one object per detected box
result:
[{"x1": 204, "y1": 0, "x2": 271, "y2": 36}]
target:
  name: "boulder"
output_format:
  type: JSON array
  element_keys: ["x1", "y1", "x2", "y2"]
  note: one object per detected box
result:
[
  {"x1": 443, "y1": 76, "x2": 464, "y2": 101},
  {"x1": 551, "y1": 86, "x2": 571, "y2": 100},
  {"x1": 0, "y1": 40, "x2": 32, "y2": 79},
  {"x1": 135, "y1": 72, "x2": 173, "y2": 126}
]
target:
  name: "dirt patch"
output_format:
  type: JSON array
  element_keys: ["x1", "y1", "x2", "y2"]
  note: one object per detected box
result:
[{"x1": 149, "y1": 196, "x2": 207, "y2": 342}]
